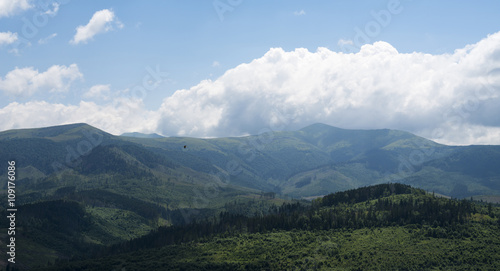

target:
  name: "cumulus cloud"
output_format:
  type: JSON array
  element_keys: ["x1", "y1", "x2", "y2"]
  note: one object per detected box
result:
[
  {"x1": 0, "y1": 31, "x2": 18, "y2": 45},
  {"x1": 0, "y1": 64, "x2": 82, "y2": 96},
  {"x1": 83, "y1": 84, "x2": 111, "y2": 100},
  {"x1": 0, "y1": 0, "x2": 32, "y2": 18},
  {"x1": 155, "y1": 31, "x2": 500, "y2": 144},
  {"x1": 70, "y1": 9, "x2": 123, "y2": 45}
]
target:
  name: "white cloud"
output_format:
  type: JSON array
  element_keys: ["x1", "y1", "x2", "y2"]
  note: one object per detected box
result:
[
  {"x1": 70, "y1": 9, "x2": 123, "y2": 45},
  {"x1": 0, "y1": 64, "x2": 83, "y2": 96},
  {"x1": 293, "y1": 10, "x2": 306, "y2": 16},
  {"x1": 38, "y1": 33, "x2": 57, "y2": 44},
  {"x1": 212, "y1": 61, "x2": 220, "y2": 67},
  {"x1": 154, "y1": 31, "x2": 500, "y2": 144},
  {"x1": 83, "y1": 84, "x2": 111, "y2": 100},
  {"x1": 2, "y1": 32, "x2": 500, "y2": 145},
  {"x1": 337, "y1": 39, "x2": 353, "y2": 47},
  {"x1": 0, "y1": 31, "x2": 18, "y2": 45},
  {"x1": 0, "y1": 0, "x2": 32, "y2": 18},
  {"x1": 44, "y1": 2, "x2": 59, "y2": 16}
]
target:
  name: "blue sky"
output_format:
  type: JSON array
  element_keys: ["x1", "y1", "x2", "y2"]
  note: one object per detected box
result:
[{"x1": 1, "y1": 0, "x2": 500, "y2": 145}]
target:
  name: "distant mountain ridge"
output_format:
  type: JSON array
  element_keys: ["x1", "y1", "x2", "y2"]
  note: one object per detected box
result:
[
  {"x1": 120, "y1": 132, "x2": 165, "y2": 138},
  {"x1": 1, "y1": 122, "x2": 500, "y2": 199},
  {"x1": 0, "y1": 123, "x2": 103, "y2": 140}
]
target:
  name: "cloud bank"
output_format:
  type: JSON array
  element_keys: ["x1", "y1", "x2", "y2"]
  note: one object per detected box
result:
[
  {"x1": 156, "y1": 32, "x2": 500, "y2": 144},
  {"x1": 70, "y1": 9, "x2": 122, "y2": 45},
  {"x1": 1, "y1": 31, "x2": 500, "y2": 145}
]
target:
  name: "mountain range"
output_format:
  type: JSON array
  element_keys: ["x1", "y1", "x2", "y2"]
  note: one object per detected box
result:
[
  {"x1": 1, "y1": 122, "x2": 500, "y2": 269},
  {"x1": 1, "y1": 122, "x2": 500, "y2": 200}
]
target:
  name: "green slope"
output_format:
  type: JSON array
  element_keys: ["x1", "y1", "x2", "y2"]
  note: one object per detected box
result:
[
  {"x1": 0, "y1": 124, "x2": 275, "y2": 268},
  {"x1": 33, "y1": 184, "x2": 500, "y2": 271},
  {"x1": 116, "y1": 123, "x2": 459, "y2": 196},
  {"x1": 1, "y1": 123, "x2": 500, "y2": 270},
  {"x1": 2, "y1": 122, "x2": 500, "y2": 200}
]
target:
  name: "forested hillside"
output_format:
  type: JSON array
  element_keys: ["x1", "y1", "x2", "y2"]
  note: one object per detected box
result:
[{"x1": 31, "y1": 184, "x2": 500, "y2": 271}]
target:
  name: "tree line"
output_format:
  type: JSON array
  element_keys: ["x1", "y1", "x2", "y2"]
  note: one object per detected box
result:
[{"x1": 103, "y1": 183, "x2": 485, "y2": 257}]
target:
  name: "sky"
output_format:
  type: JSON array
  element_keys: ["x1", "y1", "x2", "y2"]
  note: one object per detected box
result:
[{"x1": 0, "y1": 0, "x2": 500, "y2": 145}]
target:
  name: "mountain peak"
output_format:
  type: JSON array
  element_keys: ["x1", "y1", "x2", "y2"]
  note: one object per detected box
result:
[{"x1": 0, "y1": 123, "x2": 109, "y2": 140}]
